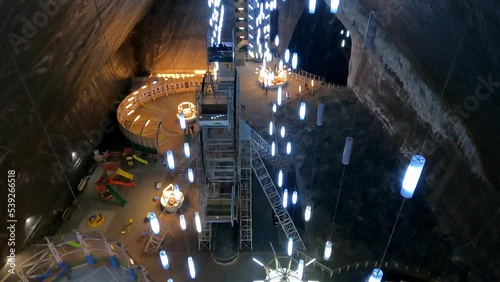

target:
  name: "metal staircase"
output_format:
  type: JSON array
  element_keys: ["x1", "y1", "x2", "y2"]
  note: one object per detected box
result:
[
  {"x1": 239, "y1": 139, "x2": 252, "y2": 250},
  {"x1": 199, "y1": 221, "x2": 212, "y2": 250},
  {"x1": 250, "y1": 139, "x2": 306, "y2": 251},
  {"x1": 250, "y1": 128, "x2": 288, "y2": 172}
]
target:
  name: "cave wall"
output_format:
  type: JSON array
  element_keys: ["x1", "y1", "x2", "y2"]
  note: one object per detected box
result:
[
  {"x1": 335, "y1": 0, "x2": 500, "y2": 278},
  {"x1": 0, "y1": 0, "x2": 152, "y2": 256},
  {"x1": 132, "y1": 0, "x2": 213, "y2": 73}
]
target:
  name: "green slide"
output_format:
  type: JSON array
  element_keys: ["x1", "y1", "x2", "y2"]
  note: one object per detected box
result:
[{"x1": 107, "y1": 185, "x2": 127, "y2": 206}]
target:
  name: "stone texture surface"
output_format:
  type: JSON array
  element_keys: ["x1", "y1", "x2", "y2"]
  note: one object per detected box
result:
[
  {"x1": 0, "y1": 0, "x2": 152, "y2": 259},
  {"x1": 334, "y1": 0, "x2": 500, "y2": 279}
]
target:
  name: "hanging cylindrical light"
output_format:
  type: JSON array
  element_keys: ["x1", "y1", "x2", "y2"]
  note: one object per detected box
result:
[
  {"x1": 308, "y1": 0, "x2": 316, "y2": 14},
  {"x1": 277, "y1": 87, "x2": 282, "y2": 106},
  {"x1": 292, "y1": 53, "x2": 298, "y2": 70},
  {"x1": 317, "y1": 103, "x2": 324, "y2": 126},
  {"x1": 271, "y1": 141, "x2": 276, "y2": 156},
  {"x1": 283, "y1": 188, "x2": 288, "y2": 208},
  {"x1": 304, "y1": 205, "x2": 312, "y2": 222},
  {"x1": 299, "y1": 102, "x2": 306, "y2": 120},
  {"x1": 330, "y1": 0, "x2": 339, "y2": 13},
  {"x1": 188, "y1": 168, "x2": 194, "y2": 183},
  {"x1": 346, "y1": 30, "x2": 350, "y2": 38},
  {"x1": 341, "y1": 39, "x2": 345, "y2": 47},
  {"x1": 269, "y1": 121, "x2": 274, "y2": 136},
  {"x1": 179, "y1": 112, "x2": 186, "y2": 130},
  {"x1": 195, "y1": 211, "x2": 202, "y2": 233},
  {"x1": 286, "y1": 142, "x2": 292, "y2": 155},
  {"x1": 179, "y1": 214, "x2": 187, "y2": 231},
  {"x1": 253, "y1": 257, "x2": 264, "y2": 267},
  {"x1": 278, "y1": 169, "x2": 283, "y2": 187},
  {"x1": 280, "y1": 126, "x2": 285, "y2": 138},
  {"x1": 174, "y1": 184, "x2": 181, "y2": 202},
  {"x1": 184, "y1": 142, "x2": 191, "y2": 158},
  {"x1": 297, "y1": 259, "x2": 304, "y2": 279},
  {"x1": 274, "y1": 34, "x2": 280, "y2": 46},
  {"x1": 401, "y1": 155, "x2": 426, "y2": 198},
  {"x1": 159, "y1": 250, "x2": 170, "y2": 269},
  {"x1": 292, "y1": 190, "x2": 298, "y2": 204},
  {"x1": 187, "y1": 256, "x2": 196, "y2": 279},
  {"x1": 285, "y1": 49, "x2": 290, "y2": 63},
  {"x1": 149, "y1": 212, "x2": 160, "y2": 234},
  {"x1": 272, "y1": 103, "x2": 277, "y2": 113},
  {"x1": 323, "y1": 240, "x2": 332, "y2": 260},
  {"x1": 342, "y1": 137, "x2": 354, "y2": 165},
  {"x1": 166, "y1": 150, "x2": 175, "y2": 170},
  {"x1": 279, "y1": 59, "x2": 283, "y2": 70},
  {"x1": 368, "y1": 268, "x2": 383, "y2": 282},
  {"x1": 287, "y1": 237, "x2": 293, "y2": 256}
]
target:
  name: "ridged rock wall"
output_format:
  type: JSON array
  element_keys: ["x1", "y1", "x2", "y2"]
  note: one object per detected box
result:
[
  {"x1": 0, "y1": 0, "x2": 152, "y2": 258},
  {"x1": 336, "y1": 0, "x2": 500, "y2": 278}
]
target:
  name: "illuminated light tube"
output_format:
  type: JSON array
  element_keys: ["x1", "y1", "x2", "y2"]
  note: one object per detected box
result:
[
  {"x1": 272, "y1": 103, "x2": 277, "y2": 113},
  {"x1": 178, "y1": 112, "x2": 186, "y2": 129},
  {"x1": 287, "y1": 237, "x2": 293, "y2": 256},
  {"x1": 341, "y1": 30, "x2": 344, "y2": 35},
  {"x1": 309, "y1": 0, "x2": 316, "y2": 14},
  {"x1": 279, "y1": 59, "x2": 283, "y2": 70},
  {"x1": 253, "y1": 257, "x2": 264, "y2": 267},
  {"x1": 341, "y1": 39, "x2": 345, "y2": 47},
  {"x1": 127, "y1": 97, "x2": 134, "y2": 102},
  {"x1": 167, "y1": 279, "x2": 173, "y2": 282},
  {"x1": 141, "y1": 85, "x2": 147, "y2": 89},
  {"x1": 145, "y1": 119, "x2": 150, "y2": 127},
  {"x1": 127, "y1": 110, "x2": 135, "y2": 116},
  {"x1": 133, "y1": 115, "x2": 141, "y2": 122},
  {"x1": 323, "y1": 240, "x2": 332, "y2": 260},
  {"x1": 401, "y1": 155, "x2": 426, "y2": 198},
  {"x1": 274, "y1": 34, "x2": 279, "y2": 46},
  {"x1": 286, "y1": 142, "x2": 292, "y2": 155},
  {"x1": 149, "y1": 212, "x2": 160, "y2": 234},
  {"x1": 330, "y1": 0, "x2": 339, "y2": 13},
  {"x1": 269, "y1": 121, "x2": 274, "y2": 136},
  {"x1": 174, "y1": 184, "x2": 181, "y2": 202},
  {"x1": 159, "y1": 250, "x2": 169, "y2": 269},
  {"x1": 179, "y1": 214, "x2": 187, "y2": 231},
  {"x1": 277, "y1": 87, "x2": 282, "y2": 105},
  {"x1": 297, "y1": 259, "x2": 304, "y2": 279},
  {"x1": 271, "y1": 141, "x2": 276, "y2": 156},
  {"x1": 195, "y1": 211, "x2": 202, "y2": 233},
  {"x1": 166, "y1": 150, "x2": 175, "y2": 170},
  {"x1": 184, "y1": 142, "x2": 191, "y2": 158},
  {"x1": 304, "y1": 205, "x2": 312, "y2": 222},
  {"x1": 317, "y1": 103, "x2": 324, "y2": 126},
  {"x1": 133, "y1": 91, "x2": 139, "y2": 95},
  {"x1": 299, "y1": 102, "x2": 306, "y2": 120},
  {"x1": 187, "y1": 257, "x2": 196, "y2": 279},
  {"x1": 278, "y1": 169, "x2": 283, "y2": 187},
  {"x1": 346, "y1": 30, "x2": 350, "y2": 37},
  {"x1": 280, "y1": 126, "x2": 285, "y2": 138},
  {"x1": 342, "y1": 137, "x2": 354, "y2": 165},
  {"x1": 292, "y1": 52, "x2": 298, "y2": 69},
  {"x1": 283, "y1": 188, "x2": 288, "y2": 208},
  {"x1": 368, "y1": 268, "x2": 383, "y2": 282},
  {"x1": 292, "y1": 190, "x2": 297, "y2": 204},
  {"x1": 188, "y1": 168, "x2": 194, "y2": 183},
  {"x1": 285, "y1": 49, "x2": 290, "y2": 63}
]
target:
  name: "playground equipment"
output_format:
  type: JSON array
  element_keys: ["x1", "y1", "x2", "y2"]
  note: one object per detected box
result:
[
  {"x1": 11, "y1": 231, "x2": 152, "y2": 282},
  {"x1": 121, "y1": 218, "x2": 134, "y2": 235},
  {"x1": 95, "y1": 175, "x2": 127, "y2": 206},
  {"x1": 116, "y1": 168, "x2": 134, "y2": 181},
  {"x1": 133, "y1": 154, "x2": 148, "y2": 164},
  {"x1": 108, "y1": 179, "x2": 136, "y2": 187},
  {"x1": 107, "y1": 185, "x2": 127, "y2": 206},
  {"x1": 88, "y1": 214, "x2": 104, "y2": 227}
]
